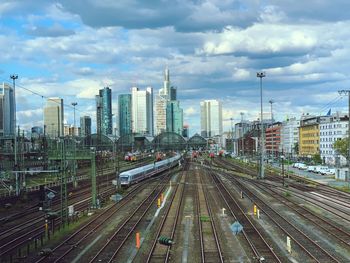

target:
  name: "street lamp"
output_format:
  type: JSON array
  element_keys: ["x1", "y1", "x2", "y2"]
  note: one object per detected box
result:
[
  {"x1": 257, "y1": 71, "x2": 266, "y2": 179},
  {"x1": 338, "y1": 90, "x2": 350, "y2": 189},
  {"x1": 71, "y1": 102, "x2": 78, "y2": 188},
  {"x1": 10, "y1": 74, "x2": 19, "y2": 195}
]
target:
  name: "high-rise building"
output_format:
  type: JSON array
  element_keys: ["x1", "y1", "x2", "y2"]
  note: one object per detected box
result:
[
  {"x1": 0, "y1": 83, "x2": 14, "y2": 137},
  {"x1": 96, "y1": 87, "x2": 112, "y2": 136},
  {"x1": 131, "y1": 86, "x2": 153, "y2": 136},
  {"x1": 166, "y1": 100, "x2": 183, "y2": 135},
  {"x1": 44, "y1": 97, "x2": 64, "y2": 138},
  {"x1": 170, "y1": 86, "x2": 177, "y2": 101},
  {"x1": 200, "y1": 100, "x2": 222, "y2": 138},
  {"x1": 118, "y1": 94, "x2": 132, "y2": 137},
  {"x1": 80, "y1": 116, "x2": 92, "y2": 137},
  {"x1": 155, "y1": 67, "x2": 183, "y2": 135},
  {"x1": 155, "y1": 94, "x2": 167, "y2": 135}
]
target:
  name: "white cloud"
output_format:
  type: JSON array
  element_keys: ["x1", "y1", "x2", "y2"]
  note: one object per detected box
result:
[{"x1": 184, "y1": 106, "x2": 197, "y2": 116}]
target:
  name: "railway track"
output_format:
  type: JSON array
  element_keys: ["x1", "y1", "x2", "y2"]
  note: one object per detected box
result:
[
  {"x1": 217, "y1": 169, "x2": 344, "y2": 262},
  {"x1": 87, "y1": 170, "x2": 175, "y2": 262},
  {"x1": 196, "y1": 167, "x2": 224, "y2": 263},
  {"x1": 237, "y1": 176, "x2": 350, "y2": 247},
  {"x1": 0, "y1": 185, "x2": 116, "y2": 262},
  {"x1": 31, "y1": 176, "x2": 163, "y2": 263},
  {"x1": 145, "y1": 161, "x2": 189, "y2": 262},
  {"x1": 208, "y1": 168, "x2": 282, "y2": 262},
  {"x1": 215, "y1": 158, "x2": 350, "y2": 221}
]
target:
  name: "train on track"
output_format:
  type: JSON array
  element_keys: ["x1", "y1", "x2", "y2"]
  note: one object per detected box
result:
[{"x1": 120, "y1": 153, "x2": 182, "y2": 186}]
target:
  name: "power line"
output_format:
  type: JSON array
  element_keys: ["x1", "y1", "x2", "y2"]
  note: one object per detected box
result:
[{"x1": 0, "y1": 77, "x2": 98, "y2": 121}]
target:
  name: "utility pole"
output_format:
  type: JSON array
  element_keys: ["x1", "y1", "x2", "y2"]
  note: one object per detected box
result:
[
  {"x1": 230, "y1": 118, "x2": 234, "y2": 153},
  {"x1": 71, "y1": 102, "x2": 78, "y2": 188},
  {"x1": 269, "y1": 99, "x2": 274, "y2": 159},
  {"x1": 10, "y1": 74, "x2": 19, "y2": 195},
  {"x1": 338, "y1": 90, "x2": 350, "y2": 188},
  {"x1": 257, "y1": 72, "x2": 266, "y2": 179},
  {"x1": 240, "y1": 112, "x2": 245, "y2": 157}
]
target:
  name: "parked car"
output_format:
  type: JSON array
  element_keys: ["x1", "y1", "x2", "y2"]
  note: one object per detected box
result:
[
  {"x1": 293, "y1": 163, "x2": 304, "y2": 169},
  {"x1": 298, "y1": 163, "x2": 308, "y2": 170},
  {"x1": 314, "y1": 166, "x2": 329, "y2": 174},
  {"x1": 322, "y1": 168, "x2": 335, "y2": 175},
  {"x1": 307, "y1": 166, "x2": 316, "y2": 172}
]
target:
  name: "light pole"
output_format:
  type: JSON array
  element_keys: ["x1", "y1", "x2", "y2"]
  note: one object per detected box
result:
[
  {"x1": 269, "y1": 99, "x2": 274, "y2": 159},
  {"x1": 71, "y1": 102, "x2": 78, "y2": 188},
  {"x1": 257, "y1": 72, "x2": 266, "y2": 179},
  {"x1": 240, "y1": 112, "x2": 245, "y2": 157},
  {"x1": 10, "y1": 74, "x2": 19, "y2": 195},
  {"x1": 338, "y1": 90, "x2": 350, "y2": 189},
  {"x1": 230, "y1": 117, "x2": 234, "y2": 153}
]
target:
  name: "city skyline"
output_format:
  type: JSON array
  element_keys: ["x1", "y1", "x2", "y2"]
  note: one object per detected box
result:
[{"x1": 1, "y1": 1, "x2": 350, "y2": 134}]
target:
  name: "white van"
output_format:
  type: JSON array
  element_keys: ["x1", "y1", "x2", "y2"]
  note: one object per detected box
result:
[
  {"x1": 307, "y1": 166, "x2": 316, "y2": 172},
  {"x1": 315, "y1": 166, "x2": 329, "y2": 174}
]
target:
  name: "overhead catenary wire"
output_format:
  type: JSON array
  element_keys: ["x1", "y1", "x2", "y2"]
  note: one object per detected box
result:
[{"x1": 0, "y1": 77, "x2": 99, "y2": 122}]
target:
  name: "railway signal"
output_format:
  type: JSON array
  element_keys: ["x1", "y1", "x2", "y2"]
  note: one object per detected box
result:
[{"x1": 158, "y1": 236, "x2": 174, "y2": 246}]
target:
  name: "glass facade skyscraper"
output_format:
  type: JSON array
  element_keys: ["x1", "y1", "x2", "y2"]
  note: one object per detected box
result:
[
  {"x1": 43, "y1": 97, "x2": 64, "y2": 138},
  {"x1": 118, "y1": 94, "x2": 132, "y2": 137},
  {"x1": 200, "y1": 100, "x2": 223, "y2": 138},
  {"x1": 0, "y1": 83, "x2": 14, "y2": 137},
  {"x1": 80, "y1": 116, "x2": 92, "y2": 137},
  {"x1": 96, "y1": 87, "x2": 112, "y2": 136},
  {"x1": 166, "y1": 101, "x2": 183, "y2": 135}
]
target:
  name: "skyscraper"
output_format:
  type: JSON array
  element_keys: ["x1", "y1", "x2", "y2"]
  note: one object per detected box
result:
[
  {"x1": 131, "y1": 86, "x2": 153, "y2": 136},
  {"x1": 118, "y1": 94, "x2": 132, "y2": 137},
  {"x1": 166, "y1": 100, "x2": 183, "y2": 134},
  {"x1": 44, "y1": 97, "x2": 64, "y2": 138},
  {"x1": 155, "y1": 93, "x2": 167, "y2": 135},
  {"x1": 80, "y1": 116, "x2": 92, "y2": 137},
  {"x1": 0, "y1": 83, "x2": 14, "y2": 137},
  {"x1": 96, "y1": 87, "x2": 112, "y2": 136},
  {"x1": 155, "y1": 67, "x2": 183, "y2": 135},
  {"x1": 200, "y1": 100, "x2": 223, "y2": 138}
]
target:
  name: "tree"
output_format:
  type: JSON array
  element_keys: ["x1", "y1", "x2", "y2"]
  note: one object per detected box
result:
[
  {"x1": 333, "y1": 137, "x2": 349, "y2": 159},
  {"x1": 312, "y1": 153, "x2": 322, "y2": 164},
  {"x1": 293, "y1": 142, "x2": 299, "y2": 155}
]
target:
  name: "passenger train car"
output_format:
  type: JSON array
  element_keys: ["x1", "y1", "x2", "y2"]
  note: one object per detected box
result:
[{"x1": 119, "y1": 154, "x2": 182, "y2": 187}]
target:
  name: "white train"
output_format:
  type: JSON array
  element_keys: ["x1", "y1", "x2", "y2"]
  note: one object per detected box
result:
[{"x1": 119, "y1": 154, "x2": 182, "y2": 186}]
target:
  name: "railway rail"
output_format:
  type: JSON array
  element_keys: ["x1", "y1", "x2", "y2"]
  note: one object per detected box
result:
[
  {"x1": 196, "y1": 167, "x2": 224, "y2": 263},
  {"x1": 87, "y1": 170, "x2": 176, "y2": 262},
  {"x1": 216, "y1": 168, "x2": 344, "y2": 262},
  {"x1": 208, "y1": 168, "x2": 282, "y2": 262},
  {"x1": 145, "y1": 161, "x2": 189, "y2": 262},
  {"x1": 237, "y1": 176, "x2": 350, "y2": 247},
  {"x1": 32, "y1": 176, "x2": 163, "y2": 263},
  {"x1": 215, "y1": 158, "x2": 350, "y2": 221}
]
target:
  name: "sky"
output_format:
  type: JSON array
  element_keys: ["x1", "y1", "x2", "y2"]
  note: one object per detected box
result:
[{"x1": 1, "y1": 0, "x2": 350, "y2": 135}]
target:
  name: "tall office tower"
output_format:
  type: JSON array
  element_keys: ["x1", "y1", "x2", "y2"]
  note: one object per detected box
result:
[
  {"x1": 163, "y1": 66, "x2": 170, "y2": 98},
  {"x1": 200, "y1": 100, "x2": 223, "y2": 138},
  {"x1": 0, "y1": 83, "x2": 14, "y2": 136},
  {"x1": 118, "y1": 94, "x2": 132, "y2": 137},
  {"x1": 96, "y1": 95, "x2": 102, "y2": 135},
  {"x1": 80, "y1": 116, "x2": 92, "y2": 137},
  {"x1": 44, "y1": 97, "x2": 64, "y2": 138},
  {"x1": 166, "y1": 100, "x2": 183, "y2": 135},
  {"x1": 155, "y1": 93, "x2": 167, "y2": 135},
  {"x1": 170, "y1": 86, "x2": 177, "y2": 101},
  {"x1": 131, "y1": 86, "x2": 153, "y2": 136},
  {"x1": 96, "y1": 87, "x2": 112, "y2": 136}
]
